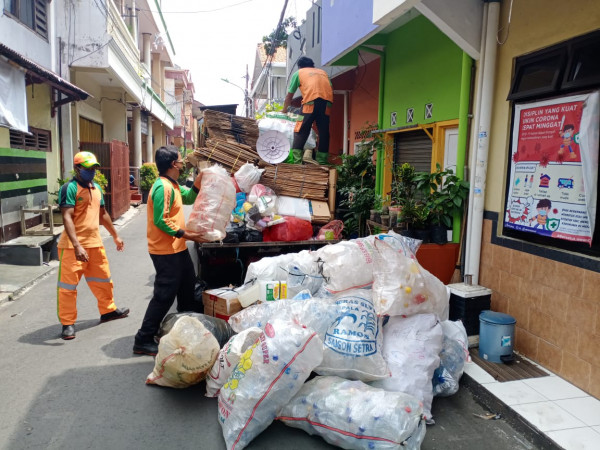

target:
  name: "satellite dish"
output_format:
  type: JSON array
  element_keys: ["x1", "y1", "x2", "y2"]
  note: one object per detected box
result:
[{"x1": 256, "y1": 130, "x2": 290, "y2": 164}]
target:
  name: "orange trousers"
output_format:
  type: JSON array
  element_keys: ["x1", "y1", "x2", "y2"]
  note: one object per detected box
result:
[{"x1": 57, "y1": 246, "x2": 116, "y2": 325}]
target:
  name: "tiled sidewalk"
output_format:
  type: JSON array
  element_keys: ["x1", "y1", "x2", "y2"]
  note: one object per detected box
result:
[{"x1": 465, "y1": 357, "x2": 600, "y2": 450}]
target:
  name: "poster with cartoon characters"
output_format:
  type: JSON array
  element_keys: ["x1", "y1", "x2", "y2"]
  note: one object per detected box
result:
[{"x1": 504, "y1": 92, "x2": 599, "y2": 245}]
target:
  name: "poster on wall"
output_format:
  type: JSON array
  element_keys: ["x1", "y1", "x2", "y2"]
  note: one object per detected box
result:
[{"x1": 504, "y1": 92, "x2": 600, "y2": 245}]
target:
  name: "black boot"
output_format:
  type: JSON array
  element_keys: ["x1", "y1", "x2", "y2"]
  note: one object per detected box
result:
[{"x1": 61, "y1": 325, "x2": 76, "y2": 340}]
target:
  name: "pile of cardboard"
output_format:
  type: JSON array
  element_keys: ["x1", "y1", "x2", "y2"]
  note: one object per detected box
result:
[{"x1": 187, "y1": 111, "x2": 337, "y2": 223}]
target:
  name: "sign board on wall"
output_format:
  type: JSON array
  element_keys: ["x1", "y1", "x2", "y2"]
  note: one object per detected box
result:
[{"x1": 504, "y1": 92, "x2": 599, "y2": 245}]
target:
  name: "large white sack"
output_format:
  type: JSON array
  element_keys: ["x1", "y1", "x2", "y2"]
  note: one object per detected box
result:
[
  {"x1": 258, "y1": 114, "x2": 316, "y2": 150},
  {"x1": 315, "y1": 236, "x2": 378, "y2": 294},
  {"x1": 228, "y1": 291, "x2": 389, "y2": 382},
  {"x1": 146, "y1": 316, "x2": 220, "y2": 388},
  {"x1": 244, "y1": 253, "x2": 297, "y2": 284},
  {"x1": 286, "y1": 250, "x2": 323, "y2": 298},
  {"x1": 218, "y1": 319, "x2": 323, "y2": 450},
  {"x1": 370, "y1": 314, "x2": 443, "y2": 422},
  {"x1": 432, "y1": 320, "x2": 470, "y2": 397},
  {"x1": 206, "y1": 327, "x2": 263, "y2": 398},
  {"x1": 186, "y1": 165, "x2": 236, "y2": 241},
  {"x1": 278, "y1": 376, "x2": 426, "y2": 450},
  {"x1": 373, "y1": 239, "x2": 449, "y2": 319}
]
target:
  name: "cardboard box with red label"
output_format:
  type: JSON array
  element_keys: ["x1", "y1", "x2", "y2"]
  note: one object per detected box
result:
[{"x1": 202, "y1": 288, "x2": 242, "y2": 321}]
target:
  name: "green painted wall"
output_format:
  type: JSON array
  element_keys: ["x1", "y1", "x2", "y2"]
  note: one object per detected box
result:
[
  {"x1": 0, "y1": 147, "x2": 47, "y2": 199},
  {"x1": 379, "y1": 15, "x2": 463, "y2": 129}
]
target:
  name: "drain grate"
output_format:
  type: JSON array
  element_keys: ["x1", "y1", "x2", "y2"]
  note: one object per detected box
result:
[{"x1": 471, "y1": 349, "x2": 550, "y2": 382}]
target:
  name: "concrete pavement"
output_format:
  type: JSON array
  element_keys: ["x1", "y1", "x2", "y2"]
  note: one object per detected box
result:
[{"x1": 0, "y1": 205, "x2": 548, "y2": 450}]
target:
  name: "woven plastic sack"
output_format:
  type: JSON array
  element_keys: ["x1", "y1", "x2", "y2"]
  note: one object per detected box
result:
[
  {"x1": 372, "y1": 239, "x2": 449, "y2": 319},
  {"x1": 433, "y1": 320, "x2": 470, "y2": 397},
  {"x1": 234, "y1": 163, "x2": 264, "y2": 193},
  {"x1": 244, "y1": 253, "x2": 297, "y2": 284},
  {"x1": 286, "y1": 250, "x2": 323, "y2": 298},
  {"x1": 228, "y1": 290, "x2": 389, "y2": 382},
  {"x1": 314, "y1": 236, "x2": 378, "y2": 294},
  {"x1": 146, "y1": 316, "x2": 220, "y2": 388},
  {"x1": 218, "y1": 318, "x2": 323, "y2": 450},
  {"x1": 262, "y1": 216, "x2": 313, "y2": 242},
  {"x1": 157, "y1": 312, "x2": 235, "y2": 347},
  {"x1": 370, "y1": 314, "x2": 443, "y2": 421},
  {"x1": 206, "y1": 327, "x2": 262, "y2": 398},
  {"x1": 278, "y1": 376, "x2": 426, "y2": 450},
  {"x1": 186, "y1": 165, "x2": 236, "y2": 241}
]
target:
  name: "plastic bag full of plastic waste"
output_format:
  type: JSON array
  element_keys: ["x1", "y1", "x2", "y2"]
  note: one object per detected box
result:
[
  {"x1": 186, "y1": 165, "x2": 236, "y2": 241},
  {"x1": 158, "y1": 312, "x2": 235, "y2": 347},
  {"x1": 228, "y1": 290, "x2": 389, "y2": 382},
  {"x1": 206, "y1": 327, "x2": 262, "y2": 398},
  {"x1": 370, "y1": 314, "x2": 443, "y2": 422},
  {"x1": 234, "y1": 163, "x2": 264, "y2": 193},
  {"x1": 218, "y1": 318, "x2": 323, "y2": 450},
  {"x1": 146, "y1": 316, "x2": 220, "y2": 388},
  {"x1": 278, "y1": 375, "x2": 426, "y2": 450},
  {"x1": 372, "y1": 238, "x2": 449, "y2": 319},
  {"x1": 432, "y1": 320, "x2": 470, "y2": 397}
]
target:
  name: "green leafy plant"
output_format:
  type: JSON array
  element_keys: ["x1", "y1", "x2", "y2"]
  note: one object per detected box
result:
[
  {"x1": 177, "y1": 166, "x2": 192, "y2": 185},
  {"x1": 50, "y1": 170, "x2": 108, "y2": 203},
  {"x1": 254, "y1": 102, "x2": 284, "y2": 119},
  {"x1": 139, "y1": 163, "x2": 159, "y2": 191},
  {"x1": 425, "y1": 164, "x2": 470, "y2": 228},
  {"x1": 262, "y1": 17, "x2": 297, "y2": 54},
  {"x1": 336, "y1": 130, "x2": 377, "y2": 237}
]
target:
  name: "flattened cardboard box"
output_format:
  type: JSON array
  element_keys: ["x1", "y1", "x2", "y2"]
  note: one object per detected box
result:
[{"x1": 202, "y1": 288, "x2": 242, "y2": 320}]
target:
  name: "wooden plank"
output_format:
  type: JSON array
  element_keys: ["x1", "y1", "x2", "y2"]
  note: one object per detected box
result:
[{"x1": 471, "y1": 350, "x2": 549, "y2": 383}]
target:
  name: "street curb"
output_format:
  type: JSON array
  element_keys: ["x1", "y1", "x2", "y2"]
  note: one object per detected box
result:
[
  {"x1": 462, "y1": 373, "x2": 562, "y2": 450},
  {"x1": 0, "y1": 265, "x2": 56, "y2": 306}
]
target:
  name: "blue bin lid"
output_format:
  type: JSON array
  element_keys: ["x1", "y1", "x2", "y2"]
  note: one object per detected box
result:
[{"x1": 479, "y1": 310, "x2": 516, "y2": 325}]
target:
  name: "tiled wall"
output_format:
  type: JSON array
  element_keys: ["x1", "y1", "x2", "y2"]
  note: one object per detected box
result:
[{"x1": 479, "y1": 218, "x2": 600, "y2": 399}]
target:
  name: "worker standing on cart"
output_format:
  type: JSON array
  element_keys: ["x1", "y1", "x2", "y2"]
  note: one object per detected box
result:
[
  {"x1": 133, "y1": 145, "x2": 206, "y2": 356},
  {"x1": 283, "y1": 56, "x2": 333, "y2": 165}
]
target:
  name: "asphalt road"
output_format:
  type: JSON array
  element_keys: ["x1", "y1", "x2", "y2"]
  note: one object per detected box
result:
[{"x1": 0, "y1": 205, "x2": 543, "y2": 450}]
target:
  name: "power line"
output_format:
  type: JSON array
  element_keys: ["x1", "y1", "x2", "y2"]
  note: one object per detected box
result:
[{"x1": 137, "y1": 0, "x2": 256, "y2": 14}]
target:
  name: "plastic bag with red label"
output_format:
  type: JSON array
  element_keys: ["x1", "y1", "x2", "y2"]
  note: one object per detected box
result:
[
  {"x1": 186, "y1": 165, "x2": 236, "y2": 241},
  {"x1": 316, "y1": 220, "x2": 344, "y2": 240},
  {"x1": 262, "y1": 216, "x2": 313, "y2": 242}
]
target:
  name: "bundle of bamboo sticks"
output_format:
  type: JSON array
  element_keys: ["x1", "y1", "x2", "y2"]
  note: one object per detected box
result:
[
  {"x1": 202, "y1": 110, "x2": 259, "y2": 147},
  {"x1": 192, "y1": 139, "x2": 332, "y2": 201}
]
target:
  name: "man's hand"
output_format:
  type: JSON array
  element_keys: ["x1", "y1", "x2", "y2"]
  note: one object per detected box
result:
[
  {"x1": 183, "y1": 230, "x2": 209, "y2": 243},
  {"x1": 114, "y1": 236, "x2": 125, "y2": 251},
  {"x1": 74, "y1": 244, "x2": 89, "y2": 262},
  {"x1": 193, "y1": 171, "x2": 203, "y2": 190}
]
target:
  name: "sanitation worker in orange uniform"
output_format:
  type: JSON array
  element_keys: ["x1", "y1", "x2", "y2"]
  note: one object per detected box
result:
[
  {"x1": 56, "y1": 152, "x2": 129, "y2": 340},
  {"x1": 133, "y1": 145, "x2": 207, "y2": 356},
  {"x1": 283, "y1": 56, "x2": 333, "y2": 165}
]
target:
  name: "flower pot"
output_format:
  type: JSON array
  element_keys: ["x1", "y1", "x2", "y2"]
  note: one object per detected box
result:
[
  {"x1": 414, "y1": 228, "x2": 431, "y2": 243},
  {"x1": 141, "y1": 189, "x2": 150, "y2": 204},
  {"x1": 398, "y1": 228, "x2": 418, "y2": 239},
  {"x1": 430, "y1": 225, "x2": 448, "y2": 245},
  {"x1": 380, "y1": 215, "x2": 390, "y2": 228}
]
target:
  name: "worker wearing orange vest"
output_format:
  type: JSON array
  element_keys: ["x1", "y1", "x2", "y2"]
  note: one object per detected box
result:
[
  {"x1": 57, "y1": 151, "x2": 129, "y2": 340},
  {"x1": 133, "y1": 145, "x2": 206, "y2": 356},
  {"x1": 283, "y1": 56, "x2": 333, "y2": 165}
]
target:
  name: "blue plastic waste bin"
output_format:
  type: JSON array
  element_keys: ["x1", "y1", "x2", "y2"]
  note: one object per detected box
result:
[{"x1": 479, "y1": 310, "x2": 516, "y2": 363}]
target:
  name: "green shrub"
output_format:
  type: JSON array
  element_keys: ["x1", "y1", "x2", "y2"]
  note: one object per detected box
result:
[{"x1": 140, "y1": 163, "x2": 159, "y2": 191}]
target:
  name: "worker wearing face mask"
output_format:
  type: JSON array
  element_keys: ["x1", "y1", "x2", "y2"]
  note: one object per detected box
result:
[
  {"x1": 133, "y1": 145, "x2": 207, "y2": 356},
  {"x1": 56, "y1": 151, "x2": 129, "y2": 340}
]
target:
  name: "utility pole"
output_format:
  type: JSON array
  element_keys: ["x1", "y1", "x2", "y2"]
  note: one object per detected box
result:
[{"x1": 245, "y1": 64, "x2": 250, "y2": 118}]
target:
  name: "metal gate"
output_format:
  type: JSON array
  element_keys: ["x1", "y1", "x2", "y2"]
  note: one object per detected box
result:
[{"x1": 80, "y1": 140, "x2": 130, "y2": 220}]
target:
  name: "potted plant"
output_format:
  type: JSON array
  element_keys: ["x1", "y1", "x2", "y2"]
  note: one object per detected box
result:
[
  {"x1": 337, "y1": 129, "x2": 377, "y2": 237},
  {"x1": 139, "y1": 163, "x2": 159, "y2": 203},
  {"x1": 425, "y1": 164, "x2": 470, "y2": 244}
]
